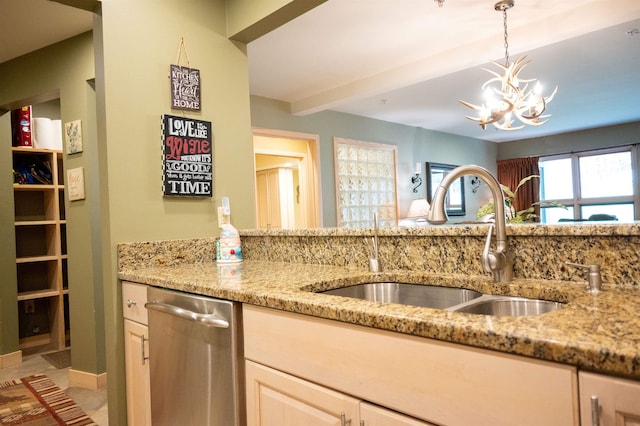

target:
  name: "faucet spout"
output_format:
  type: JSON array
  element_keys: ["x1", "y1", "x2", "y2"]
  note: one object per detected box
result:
[
  {"x1": 426, "y1": 165, "x2": 513, "y2": 282},
  {"x1": 369, "y1": 212, "x2": 381, "y2": 273}
]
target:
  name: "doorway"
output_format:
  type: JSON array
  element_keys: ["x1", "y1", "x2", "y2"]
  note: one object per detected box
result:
[{"x1": 253, "y1": 128, "x2": 322, "y2": 229}]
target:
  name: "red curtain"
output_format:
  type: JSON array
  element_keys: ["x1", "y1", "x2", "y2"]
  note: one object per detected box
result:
[{"x1": 497, "y1": 157, "x2": 540, "y2": 221}]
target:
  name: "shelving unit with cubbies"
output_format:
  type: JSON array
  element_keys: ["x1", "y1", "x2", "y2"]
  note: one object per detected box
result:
[{"x1": 12, "y1": 147, "x2": 69, "y2": 354}]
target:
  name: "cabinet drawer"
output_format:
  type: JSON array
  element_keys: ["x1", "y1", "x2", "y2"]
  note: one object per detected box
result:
[{"x1": 122, "y1": 282, "x2": 148, "y2": 324}]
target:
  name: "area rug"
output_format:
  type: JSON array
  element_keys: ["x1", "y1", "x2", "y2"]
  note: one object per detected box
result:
[
  {"x1": 41, "y1": 350, "x2": 71, "y2": 369},
  {"x1": 0, "y1": 374, "x2": 96, "y2": 425}
]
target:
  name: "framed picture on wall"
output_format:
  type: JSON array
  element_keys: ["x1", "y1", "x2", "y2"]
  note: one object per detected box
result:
[
  {"x1": 64, "y1": 120, "x2": 83, "y2": 154},
  {"x1": 426, "y1": 162, "x2": 465, "y2": 216}
]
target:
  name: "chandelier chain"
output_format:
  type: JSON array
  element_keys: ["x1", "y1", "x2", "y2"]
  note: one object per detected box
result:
[{"x1": 503, "y1": 9, "x2": 509, "y2": 66}]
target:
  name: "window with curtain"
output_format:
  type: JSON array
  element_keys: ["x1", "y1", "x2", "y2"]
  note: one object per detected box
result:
[{"x1": 497, "y1": 156, "x2": 540, "y2": 222}]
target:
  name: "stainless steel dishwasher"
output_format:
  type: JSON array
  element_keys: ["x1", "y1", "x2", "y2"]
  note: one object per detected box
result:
[{"x1": 145, "y1": 286, "x2": 244, "y2": 426}]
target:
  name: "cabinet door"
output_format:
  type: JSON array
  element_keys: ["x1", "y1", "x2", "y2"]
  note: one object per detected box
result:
[
  {"x1": 580, "y1": 372, "x2": 640, "y2": 425},
  {"x1": 360, "y1": 402, "x2": 435, "y2": 426},
  {"x1": 256, "y1": 168, "x2": 295, "y2": 229},
  {"x1": 274, "y1": 168, "x2": 295, "y2": 228},
  {"x1": 256, "y1": 171, "x2": 272, "y2": 229},
  {"x1": 246, "y1": 360, "x2": 360, "y2": 426},
  {"x1": 124, "y1": 319, "x2": 151, "y2": 426},
  {"x1": 256, "y1": 170, "x2": 282, "y2": 229}
]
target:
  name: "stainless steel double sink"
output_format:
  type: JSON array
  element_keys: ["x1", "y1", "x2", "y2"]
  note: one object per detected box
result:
[{"x1": 318, "y1": 282, "x2": 563, "y2": 317}]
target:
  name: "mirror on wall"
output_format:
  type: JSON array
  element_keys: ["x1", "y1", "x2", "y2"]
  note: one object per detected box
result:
[{"x1": 426, "y1": 162, "x2": 465, "y2": 216}]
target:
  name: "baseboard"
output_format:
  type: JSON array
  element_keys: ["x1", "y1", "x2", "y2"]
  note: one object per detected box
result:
[
  {"x1": 69, "y1": 368, "x2": 107, "y2": 390},
  {"x1": 0, "y1": 350, "x2": 22, "y2": 369}
]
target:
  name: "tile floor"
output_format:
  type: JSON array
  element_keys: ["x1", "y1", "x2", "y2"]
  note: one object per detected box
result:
[{"x1": 0, "y1": 353, "x2": 109, "y2": 425}]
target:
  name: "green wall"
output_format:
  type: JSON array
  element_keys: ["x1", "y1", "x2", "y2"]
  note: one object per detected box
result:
[
  {"x1": 95, "y1": 1, "x2": 255, "y2": 423},
  {"x1": 0, "y1": 114, "x2": 19, "y2": 355},
  {"x1": 250, "y1": 96, "x2": 497, "y2": 225}
]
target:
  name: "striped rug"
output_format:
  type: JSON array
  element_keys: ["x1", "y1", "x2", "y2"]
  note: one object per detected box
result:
[{"x1": 0, "y1": 374, "x2": 96, "y2": 425}]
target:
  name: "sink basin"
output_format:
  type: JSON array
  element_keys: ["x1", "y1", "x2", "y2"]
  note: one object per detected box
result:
[
  {"x1": 318, "y1": 282, "x2": 564, "y2": 316},
  {"x1": 320, "y1": 282, "x2": 482, "y2": 309},
  {"x1": 453, "y1": 297, "x2": 563, "y2": 316}
]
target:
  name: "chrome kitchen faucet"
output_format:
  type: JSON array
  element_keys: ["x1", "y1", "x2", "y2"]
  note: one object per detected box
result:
[{"x1": 427, "y1": 165, "x2": 514, "y2": 283}]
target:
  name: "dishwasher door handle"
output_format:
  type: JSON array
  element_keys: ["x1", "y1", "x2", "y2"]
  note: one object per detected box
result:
[{"x1": 145, "y1": 301, "x2": 230, "y2": 328}]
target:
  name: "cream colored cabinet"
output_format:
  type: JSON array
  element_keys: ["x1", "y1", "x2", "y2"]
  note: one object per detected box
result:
[
  {"x1": 580, "y1": 371, "x2": 640, "y2": 426},
  {"x1": 246, "y1": 360, "x2": 360, "y2": 426},
  {"x1": 243, "y1": 305, "x2": 579, "y2": 426},
  {"x1": 122, "y1": 282, "x2": 151, "y2": 426},
  {"x1": 256, "y1": 168, "x2": 294, "y2": 229},
  {"x1": 246, "y1": 360, "x2": 433, "y2": 426}
]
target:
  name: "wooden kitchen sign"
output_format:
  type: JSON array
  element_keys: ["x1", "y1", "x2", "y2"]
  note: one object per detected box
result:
[
  {"x1": 161, "y1": 114, "x2": 213, "y2": 197},
  {"x1": 170, "y1": 64, "x2": 201, "y2": 111}
]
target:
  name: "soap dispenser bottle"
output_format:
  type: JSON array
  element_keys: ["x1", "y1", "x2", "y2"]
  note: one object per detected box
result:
[
  {"x1": 217, "y1": 223, "x2": 243, "y2": 263},
  {"x1": 216, "y1": 197, "x2": 242, "y2": 263}
]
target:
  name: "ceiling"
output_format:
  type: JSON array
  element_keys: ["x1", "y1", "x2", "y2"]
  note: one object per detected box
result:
[
  {"x1": 0, "y1": 0, "x2": 93, "y2": 64},
  {"x1": 3, "y1": 0, "x2": 640, "y2": 143}
]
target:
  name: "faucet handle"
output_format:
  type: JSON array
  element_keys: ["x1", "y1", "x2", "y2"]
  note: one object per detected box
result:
[
  {"x1": 481, "y1": 225, "x2": 505, "y2": 274},
  {"x1": 481, "y1": 225, "x2": 494, "y2": 273},
  {"x1": 565, "y1": 262, "x2": 602, "y2": 293}
]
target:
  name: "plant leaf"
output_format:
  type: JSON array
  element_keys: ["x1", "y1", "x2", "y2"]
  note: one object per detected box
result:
[
  {"x1": 500, "y1": 183, "x2": 515, "y2": 199},
  {"x1": 513, "y1": 174, "x2": 540, "y2": 198}
]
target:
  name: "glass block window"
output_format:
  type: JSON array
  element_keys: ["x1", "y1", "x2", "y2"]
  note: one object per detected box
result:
[{"x1": 334, "y1": 137, "x2": 398, "y2": 228}]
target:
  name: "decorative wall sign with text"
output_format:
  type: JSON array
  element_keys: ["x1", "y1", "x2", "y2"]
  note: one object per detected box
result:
[
  {"x1": 170, "y1": 64, "x2": 201, "y2": 111},
  {"x1": 161, "y1": 115, "x2": 213, "y2": 197},
  {"x1": 67, "y1": 167, "x2": 86, "y2": 201}
]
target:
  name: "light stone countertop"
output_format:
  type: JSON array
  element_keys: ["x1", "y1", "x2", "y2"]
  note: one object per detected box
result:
[{"x1": 118, "y1": 259, "x2": 640, "y2": 380}]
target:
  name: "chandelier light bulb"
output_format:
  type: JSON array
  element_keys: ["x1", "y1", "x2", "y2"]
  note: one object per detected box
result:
[
  {"x1": 533, "y1": 81, "x2": 543, "y2": 96},
  {"x1": 479, "y1": 106, "x2": 490, "y2": 121}
]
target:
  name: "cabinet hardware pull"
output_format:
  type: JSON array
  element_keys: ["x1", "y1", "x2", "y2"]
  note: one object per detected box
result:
[
  {"x1": 141, "y1": 335, "x2": 149, "y2": 365},
  {"x1": 340, "y1": 412, "x2": 347, "y2": 426},
  {"x1": 591, "y1": 395, "x2": 600, "y2": 426},
  {"x1": 126, "y1": 299, "x2": 136, "y2": 308}
]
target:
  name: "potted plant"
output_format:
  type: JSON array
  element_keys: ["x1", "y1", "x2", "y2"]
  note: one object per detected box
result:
[{"x1": 476, "y1": 175, "x2": 565, "y2": 223}]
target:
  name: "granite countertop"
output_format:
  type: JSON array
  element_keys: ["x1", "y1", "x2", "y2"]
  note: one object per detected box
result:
[{"x1": 118, "y1": 259, "x2": 640, "y2": 380}]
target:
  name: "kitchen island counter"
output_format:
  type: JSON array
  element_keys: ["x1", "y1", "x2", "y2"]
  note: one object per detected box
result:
[{"x1": 118, "y1": 257, "x2": 640, "y2": 380}]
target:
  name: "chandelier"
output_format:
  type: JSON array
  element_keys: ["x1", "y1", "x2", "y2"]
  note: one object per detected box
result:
[{"x1": 460, "y1": 0, "x2": 557, "y2": 131}]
